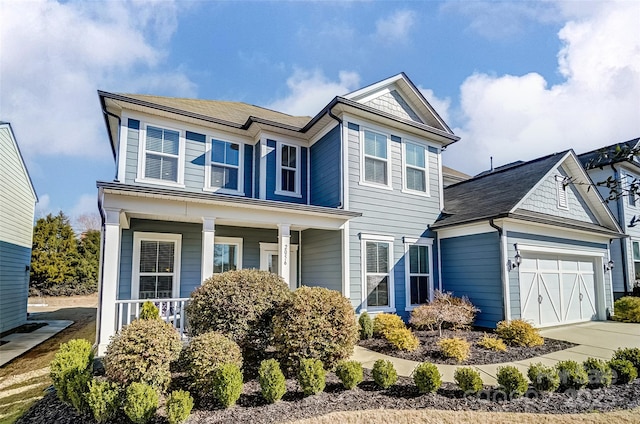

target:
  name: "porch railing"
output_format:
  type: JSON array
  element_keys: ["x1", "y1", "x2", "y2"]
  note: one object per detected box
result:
[{"x1": 114, "y1": 298, "x2": 190, "y2": 339}]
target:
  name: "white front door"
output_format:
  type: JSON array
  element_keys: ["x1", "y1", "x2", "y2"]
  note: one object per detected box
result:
[{"x1": 260, "y1": 243, "x2": 298, "y2": 290}]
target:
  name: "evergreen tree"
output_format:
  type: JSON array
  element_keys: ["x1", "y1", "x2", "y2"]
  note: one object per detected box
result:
[{"x1": 76, "y1": 229, "x2": 100, "y2": 292}]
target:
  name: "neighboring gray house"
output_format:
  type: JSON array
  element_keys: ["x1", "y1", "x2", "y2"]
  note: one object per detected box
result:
[
  {"x1": 432, "y1": 151, "x2": 623, "y2": 328},
  {"x1": 579, "y1": 138, "x2": 640, "y2": 299},
  {"x1": 0, "y1": 123, "x2": 37, "y2": 333}
]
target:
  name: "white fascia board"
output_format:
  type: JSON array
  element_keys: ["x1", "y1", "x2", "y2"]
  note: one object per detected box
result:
[
  {"x1": 515, "y1": 243, "x2": 605, "y2": 257},
  {"x1": 501, "y1": 219, "x2": 614, "y2": 245},
  {"x1": 258, "y1": 130, "x2": 307, "y2": 147},
  {"x1": 343, "y1": 74, "x2": 404, "y2": 101},
  {"x1": 433, "y1": 222, "x2": 496, "y2": 239}
]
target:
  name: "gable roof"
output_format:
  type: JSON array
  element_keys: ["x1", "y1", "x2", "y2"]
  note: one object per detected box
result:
[
  {"x1": 578, "y1": 137, "x2": 640, "y2": 170},
  {"x1": 432, "y1": 150, "x2": 622, "y2": 236},
  {"x1": 0, "y1": 122, "x2": 37, "y2": 202}
]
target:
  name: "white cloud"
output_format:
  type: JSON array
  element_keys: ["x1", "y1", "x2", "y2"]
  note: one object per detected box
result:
[
  {"x1": 445, "y1": 1, "x2": 640, "y2": 175},
  {"x1": 35, "y1": 194, "x2": 52, "y2": 218},
  {"x1": 267, "y1": 69, "x2": 361, "y2": 116},
  {"x1": 0, "y1": 0, "x2": 195, "y2": 158},
  {"x1": 374, "y1": 10, "x2": 416, "y2": 43},
  {"x1": 418, "y1": 87, "x2": 452, "y2": 128},
  {"x1": 70, "y1": 194, "x2": 98, "y2": 218}
]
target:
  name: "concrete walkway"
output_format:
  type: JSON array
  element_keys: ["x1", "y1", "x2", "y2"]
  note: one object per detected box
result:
[
  {"x1": 351, "y1": 321, "x2": 640, "y2": 385},
  {"x1": 0, "y1": 320, "x2": 73, "y2": 367}
]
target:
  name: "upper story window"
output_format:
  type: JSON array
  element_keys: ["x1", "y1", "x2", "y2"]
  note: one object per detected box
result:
[
  {"x1": 276, "y1": 142, "x2": 301, "y2": 197},
  {"x1": 627, "y1": 174, "x2": 637, "y2": 207},
  {"x1": 362, "y1": 130, "x2": 390, "y2": 188},
  {"x1": 209, "y1": 139, "x2": 242, "y2": 194},
  {"x1": 138, "y1": 124, "x2": 184, "y2": 187},
  {"x1": 555, "y1": 175, "x2": 568, "y2": 209},
  {"x1": 403, "y1": 141, "x2": 428, "y2": 194}
]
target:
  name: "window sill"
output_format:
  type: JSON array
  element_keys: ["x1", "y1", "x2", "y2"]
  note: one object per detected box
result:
[
  {"x1": 401, "y1": 188, "x2": 431, "y2": 197},
  {"x1": 203, "y1": 187, "x2": 245, "y2": 196},
  {"x1": 358, "y1": 181, "x2": 393, "y2": 191},
  {"x1": 363, "y1": 307, "x2": 396, "y2": 314},
  {"x1": 274, "y1": 190, "x2": 302, "y2": 198},
  {"x1": 135, "y1": 178, "x2": 185, "y2": 189}
]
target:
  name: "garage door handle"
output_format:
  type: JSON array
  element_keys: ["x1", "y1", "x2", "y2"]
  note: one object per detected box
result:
[
  {"x1": 538, "y1": 294, "x2": 543, "y2": 304},
  {"x1": 579, "y1": 293, "x2": 583, "y2": 301}
]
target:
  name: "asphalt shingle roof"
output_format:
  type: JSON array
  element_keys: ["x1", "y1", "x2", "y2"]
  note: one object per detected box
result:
[{"x1": 578, "y1": 138, "x2": 640, "y2": 169}]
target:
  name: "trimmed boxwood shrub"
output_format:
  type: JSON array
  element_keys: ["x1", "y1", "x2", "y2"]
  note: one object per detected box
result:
[
  {"x1": 123, "y1": 382, "x2": 158, "y2": 424},
  {"x1": 454, "y1": 367, "x2": 483, "y2": 394},
  {"x1": 104, "y1": 319, "x2": 181, "y2": 391},
  {"x1": 583, "y1": 357, "x2": 613, "y2": 388},
  {"x1": 496, "y1": 366, "x2": 528, "y2": 398},
  {"x1": 477, "y1": 334, "x2": 507, "y2": 352},
  {"x1": 139, "y1": 301, "x2": 160, "y2": 320},
  {"x1": 166, "y1": 390, "x2": 194, "y2": 424},
  {"x1": 273, "y1": 287, "x2": 358, "y2": 369},
  {"x1": 556, "y1": 360, "x2": 588, "y2": 391},
  {"x1": 437, "y1": 337, "x2": 470, "y2": 363},
  {"x1": 527, "y1": 363, "x2": 559, "y2": 392},
  {"x1": 613, "y1": 296, "x2": 640, "y2": 323},
  {"x1": 298, "y1": 358, "x2": 326, "y2": 396},
  {"x1": 495, "y1": 319, "x2": 544, "y2": 347},
  {"x1": 211, "y1": 364, "x2": 243, "y2": 408},
  {"x1": 612, "y1": 347, "x2": 640, "y2": 375},
  {"x1": 372, "y1": 359, "x2": 397, "y2": 389},
  {"x1": 358, "y1": 312, "x2": 373, "y2": 340},
  {"x1": 384, "y1": 327, "x2": 420, "y2": 351},
  {"x1": 50, "y1": 339, "x2": 93, "y2": 412},
  {"x1": 335, "y1": 360, "x2": 364, "y2": 390},
  {"x1": 180, "y1": 331, "x2": 243, "y2": 398},
  {"x1": 413, "y1": 362, "x2": 442, "y2": 394},
  {"x1": 258, "y1": 359, "x2": 286, "y2": 403},
  {"x1": 609, "y1": 359, "x2": 638, "y2": 384},
  {"x1": 87, "y1": 380, "x2": 121, "y2": 423},
  {"x1": 373, "y1": 313, "x2": 405, "y2": 338}
]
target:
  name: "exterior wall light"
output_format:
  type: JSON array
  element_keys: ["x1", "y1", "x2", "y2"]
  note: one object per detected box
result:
[
  {"x1": 604, "y1": 260, "x2": 614, "y2": 272},
  {"x1": 507, "y1": 244, "x2": 522, "y2": 271}
]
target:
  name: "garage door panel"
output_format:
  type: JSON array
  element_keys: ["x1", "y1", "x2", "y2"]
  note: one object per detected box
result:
[
  {"x1": 539, "y1": 273, "x2": 561, "y2": 325},
  {"x1": 580, "y1": 274, "x2": 597, "y2": 319},
  {"x1": 562, "y1": 274, "x2": 581, "y2": 322},
  {"x1": 519, "y1": 272, "x2": 538, "y2": 322}
]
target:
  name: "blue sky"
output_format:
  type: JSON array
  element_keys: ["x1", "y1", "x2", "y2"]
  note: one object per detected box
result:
[{"x1": 1, "y1": 0, "x2": 639, "y2": 225}]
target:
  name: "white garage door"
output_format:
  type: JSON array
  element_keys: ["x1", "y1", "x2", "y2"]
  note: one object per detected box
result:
[{"x1": 519, "y1": 254, "x2": 598, "y2": 326}]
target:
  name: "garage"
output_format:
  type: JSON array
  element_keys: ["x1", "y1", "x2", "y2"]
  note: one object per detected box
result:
[{"x1": 519, "y1": 254, "x2": 599, "y2": 326}]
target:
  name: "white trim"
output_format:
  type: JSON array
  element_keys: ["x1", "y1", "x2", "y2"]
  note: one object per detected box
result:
[
  {"x1": 500, "y1": 228, "x2": 511, "y2": 321},
  {"x1": 401, "y1": 139, "x2": 430, "y2": 197},
  {"x1": 344, "y1": 115, "x2": 443, "y2": 151},
  {"x1": 201, "y1": 217, "x2": 215, "y2": 282},
  {"x1": 213, "y1": 236, "x2": 243, "y2": 273},
  {"x1": 359, "y1": 233, "x2": 395, "y2": 242},
  {"x1": 131, "y1": 232, "x2": 182, "y2": 300},
  {"x1": 342, "y1": 121, "x2": 350, "y2": 209},
  {"x1": 517, "y1": 244, "x2": 605, "y2": 257},
  {"x1": 342, "y1": 222, "x2": 350, "y2": 299},
  {"x1": 555, "y1": 175, "x2": 569, "y2": 210},
  {"x1": 275, "y1": 141, "x2": 302, "y2": 197},
  {"x1": 437, "y1": 148, "x2": 444, "y2": 212},
  {"x1": 204, "y1": 137, "x2": 245, "y2": 196},
  {"x1": 607, "y1": 244, "x2": 614, "y2": 313},
  {"x1": 259, "y1": 242, "x2": 299, "y2": 290},
  {"x1": 435, "y1": 222, "x2": 496, "y2": 239},
  {"x1": 510, "y1": 152, "x2": 571, "y2": 213},
  {"x1": 360, "y1": 236, "x2": 395, "y2": 312},
  {"x1": 502, "y1": 219, "x2": 614, "y2": 244},
  {"x1": 136, "y1": 123, "x2": 186, "y2": 187},
  {"x1": 359, "y1": 127, "x2": 393, "y2": 189},
  {"x1": 437, "y1": 236, "x2": 443, "y2": 291},
  {"x1": 403, "y1": 237, "x2": 434, "y2": 311}
]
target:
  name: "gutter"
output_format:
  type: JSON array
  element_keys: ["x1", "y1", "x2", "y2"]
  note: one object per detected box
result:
[{"x1": 490, "y1": 219, "x2": 511, "y2": 322}]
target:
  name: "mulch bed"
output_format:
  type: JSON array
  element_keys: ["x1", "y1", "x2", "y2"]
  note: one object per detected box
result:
[
  {"x1": 16, "y1": 371, "x2": 640, "y2": 424},
  {"x1": 359, "y1": 329, "x2": 577, "y2": 365}
]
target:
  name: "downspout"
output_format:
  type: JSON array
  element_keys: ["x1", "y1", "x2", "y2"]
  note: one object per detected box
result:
[
  {"x1": 328, "y1": 108, "x2": 344, "y2": 208},
  {"x1": 612, "y1": 164, "x2": 630, "y2": 295},
  {"x1": 102, "y1": 108, "x2": 122, "y2": 181},
  {"x1": 95, "y1": 188, "x2": 107, "y2": 351},
  {"x1": 489, "y1": 219, "x2": 511, "y2": 322}
]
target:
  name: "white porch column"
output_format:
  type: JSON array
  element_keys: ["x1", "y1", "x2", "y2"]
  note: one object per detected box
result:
[
  {"x1": 278, "y1": 224, "x2": 291, "y2": 287},
  {"x1": 201, "y1": 217, "x2": 216, "y2": 282},
  {"x1": 97, "y1": 209, "x2": 121, "y2": 356}
]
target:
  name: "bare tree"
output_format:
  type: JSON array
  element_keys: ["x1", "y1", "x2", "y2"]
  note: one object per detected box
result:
[{"x1": 75, "y1": 213, "x2": 101, "y2": 233}]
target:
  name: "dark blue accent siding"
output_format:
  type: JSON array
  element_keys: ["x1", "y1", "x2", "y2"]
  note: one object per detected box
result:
[
  {"x1": 244, "y1": 144, "x2": 253, "y2": 196},
  {"x1": 310, "y1": 126, "x2": 341, "y2": 207},
  {"x1": 428, "y1": 146, "x2": 438, "y2": 154},
  {"x1": 127, "y1": 119, "x2": 139, "y2": 130},
  {"x1": 254, "y1": 142, "x2": 261, "y2": 198},
  {"x1": 347, "y1": 122, "x2": 359, "y2": 131},
  {"x1": 186, "y1": 131, "x2": 205, "y2": 143},
  {"x1": 265, "y1": 139, "x2": 307, "y2": 204},
  {"x1": 441, "y1": 232, "x2": 503, "y2": 328},
  {"x1": 390, "y1": 135, "x2": 401, "y2": 143}
]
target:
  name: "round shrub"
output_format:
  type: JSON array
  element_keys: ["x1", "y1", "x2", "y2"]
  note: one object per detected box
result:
[
  {"x1": 437, "y1": 337, "x2": 470, "y2": 363},
  {"x1": 385, "y1": 327, "x2": 420, "y2": 351},
  {"x1": 211, "y1": 363, "x2": 243, "y2": 408},
  {"x1": 495, "y1": 319, "x2": 544, "y2": 347},
  {"x1": 373, "y1": 313, "x2": 406, "y2": 338},
  {"x1": 583, "y1": 357, "x2": 613, "y2": 388},
  {"x1": 612, "y1": 347, "x2": 640, "y2": 374},
  {"x1": 372, "y1": 359, "x2": 397, "y2": 389},
  {"x1": 477, "y1": 334, "x2": 507, "y2": 352},
  {"x1": 181, "y1": 331, "x2": 243, "y2": 398},
  {"x1": 409, "y1": 291, "x2": 479, "y2": 335},
  {"x1": 359, "y1": 312, "x2": 373, "y2": 340},
  {"x1": 609, "y1": 359, "x2": 638, "y2": 384},
  {"x1": 123, "y1": 382, "x2": 158, "y2": 424},
  {"x1": 273, "y1": 286, "x2": 358, "y2": 369},
  {"x1": 335, "y1": 360, "x2": 364, "y2": 390},
  {"x1": 298, "y1": 358, "x2": 326, "y2": 396},
  {"x1": 139, "y1": 301, "x2": 160, "y2": 320},
  {"x1": 413, "y1": 362, "x2": 442, "y2": 394},
  {"x1": 87, "y1": 380, "x2": 121, "y2": 423},
  {"x1": 258, "y1": 359, "x2": 286, "y2": 403},
  {"x1": 454, "y1": 367, "x2": 483, "y2": 394},
  {"x1": 556, "y1": 360, "x2": 588, "y2": 391},
  {"x1": 496, "y1": 366, "x2": 528, "y2": 398},
  {"x1": 613, "y1": 296, "x2": 640, "y2": 323},
  {"x1": 166, "y1": 390, "x2": 194, "y2": 424},
  {"x1": 50, "y1": 339, "x2": 94, "y2": 410},
  {"x1": 186, "y1": 269, "x2": 291, "y2": 356},
  {"x1": 104, "y1": 319, "x2": 181, "y2": 391},
  {"x1": 527, "y1": 362, "x2": 559, "y2": 392}
]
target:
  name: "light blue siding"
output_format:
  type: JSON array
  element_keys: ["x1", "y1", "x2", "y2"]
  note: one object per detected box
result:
[
  {"x1": 310, "y1": 126, "x2": 341, "y2": 207},
  {"x1": 184, "y1": 131, "x2": 206, "y2": 190},
  {"x1": 440, "y1": 232, "x2": 503, "y2": 328},
  {"x1": 124, "y1": 119, "x2": 140, "y2": 184},
  {"x1": 301, "y1": 229, "x2": 342, "y2": 291},
  {"x1": 265, "y1": 139, "x2": 308, "y2": 204},
  {"x1": 0, "y1": 242, "x2": 31, "y2": 332}
]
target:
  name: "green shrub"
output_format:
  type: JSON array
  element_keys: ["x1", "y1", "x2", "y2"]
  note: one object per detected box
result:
[
  {"x1": 384, "y1": 327, "x2": 420, "y2": 351},
  {"x1": 123, "y1": 382, "x2": 158, "y2": 424},
  {"x1": 556, "y1": 360, "x2": 588, "y2": 391},
  {"x1": 608, "y1": 359, "x2": 638, "y2": 384},
  {"x1": 335, "y1": 360, "x2": 363, "y2": 390},
  {"x1": 477, "y1": 334, "x2": 507, "y2": 352},
  {"x1": 104, "y1": 318, "x2": 181, "y2": 391},
  {"x1": 50, "y1": 339, "x2": 93, "y2": 411},
  {"x1": 583, "y1": 357, "x2": 613, "y2": 388},
  {"x1": 211, "y1": 363, "x2": 243, "y2": 408},
  {"x1": 273, "y1": 287, "x2": 358, "y2": 369},
  {"x1": 496, "y1": 366, "x2": 528, "y2": 398},
  {"x1": 613, "y1": 296, "x2": 640, "y2": 323},
  {"x1": 358, "y1": 312, "x2": 373, "y2": 340},
  {"x1": 527, "y1": 363, "x2": 559, "y2": 392},
  {"x1": 413, "y1": 362, "x2": 442, "y2": 394},
  {"x1": 87, "y1": 380, "x2": 121, "y2": 423},
  {"x1": 258, "y1": 359, "x2": 286, "y2": 403},
  {"x1": 612, "y1": 347, "x2": 640, "y2": 374},
  {"x1": 437, "y1": 337, "x2": 470, "y2": 363},
  {"x1": 186, "y1": 269, "x2": 291, "y2": 360},
  {"x1": 297, "y1": 358, "x2": 326, "y2": 396},
  {"x1": 454, "y1": 367, "x2": 483, "y2": 394},
  {"x1": 139, "y1": 301, "x2": 159, "y2": 320},
  {"x1": 166, "y1": 390, "x2": 194, "y2": 424},
  {"x1": 409, "y1": 291, "x2": 479, "y2": 336},
  {"x1": 373, "y1": 313, "x2": 406, "y2": 338},
  {"x1": 181, "y1": 331, "x2": 243, "y2": 398},
  {"x1": 372, "y1": 359, "x2": 397, "y2": 389},
  {"x1": 495, "y1": 319, "x2": 544, "y2": 347}
]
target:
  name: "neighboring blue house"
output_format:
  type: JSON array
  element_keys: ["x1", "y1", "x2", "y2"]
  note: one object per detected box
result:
[
  {"x1": 0, "y1": 123, "x2": 37, "y2": 334},
  {"x1": 578, "y1": 139, "x2": 640, "y2": 299}
]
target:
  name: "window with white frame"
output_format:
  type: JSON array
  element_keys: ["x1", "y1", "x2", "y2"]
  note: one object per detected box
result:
[
  {"x1": 363, "y1": 130, "x2": 389, "y2": 186},
  {"x1": 555, "y1": 175, "x2": 568, "y2": 209},
  {"x1": 633, "y1": 241, "x2": 640, "y2": 286},
  {"x1": 276, "y1": 142, "x2": 299, "y2": 195},
  {"x1": 404, "y1": 141, "x2": 428, "y2": 193},
  {"x1": 364, "y1": 239, "x2": 392, "y2": 308},
  {"x1": 143, "y1": 126, "x2": 181, "y2": 183},
  {"x1": 210, "y1": 139, "x2": 241, "y2": 192},
  {"x1": 132, "y1": 233, "x2": 181, "y2": 300},
  {"x1": 627, "y1": 174, "x2": 637, "y2": 207},
  {"x1": 213, "y1": 237, "x2": 242, "y2": 273},
  {"x1": 404, "y1": 238, "x2": 432, "y2": 307}
]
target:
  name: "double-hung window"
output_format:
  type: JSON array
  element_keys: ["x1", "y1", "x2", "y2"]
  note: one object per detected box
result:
[
  {"x1": 362, "y1": 235, "x2": 394, "y2": 309},
  {"x1": 143, "y1": 126, "x2": 181, "y2": 183},
  {"x1": 276, "y1": 142, "x2": 300, "y2": 196},
  {"x1": 210, "y1": 139, "x2": 241, "y2": 193},
  {"x1": 213, "y1": 237, "x2": 243, "y2": 273},
  {"x1": 132, "y1": 233, "x2": 181, "y2": 300},
  {"x1": 404, "y1": 237, "x2": 433, "y2": 308},
  {"x1": 404, "y1": 141, "x2": 428, "y2": 194},
  {"x1": 633, "y1": 241, "x2": 640, "y2": 287},
  {"x1": 362, "y1": 130, "x2": 390, "y2": 187}
]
